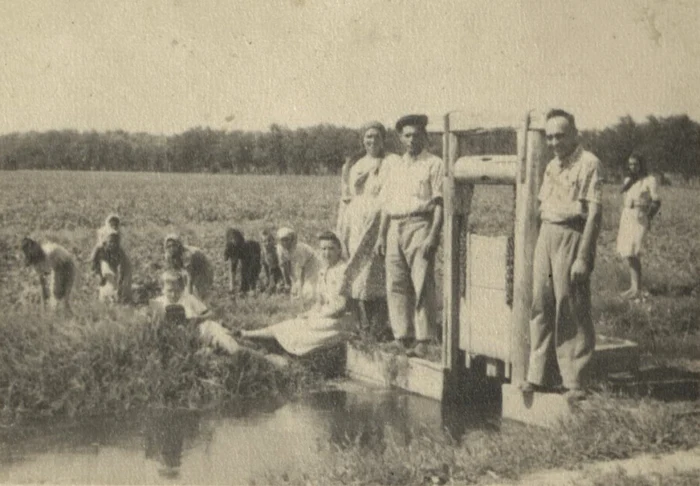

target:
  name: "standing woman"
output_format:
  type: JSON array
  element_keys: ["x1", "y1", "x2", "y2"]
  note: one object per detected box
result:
[
  {"x1": 616, "y1": 153, "x2": 661, "y2": 299},
  {"x1": 21, "y1": 237, "x2": 76, "y2": 312},
  {"x1": 338, "y1": 121, "x2": 399, "y2": 339}
]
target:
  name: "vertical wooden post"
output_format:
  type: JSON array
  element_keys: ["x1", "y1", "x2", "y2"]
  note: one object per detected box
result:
[
  {"x1": 510, "y1": 111, "x2": 548, "y2": 384},
  {"x1": 442, "y1": 113, "x2": 461, "y2": 371}
]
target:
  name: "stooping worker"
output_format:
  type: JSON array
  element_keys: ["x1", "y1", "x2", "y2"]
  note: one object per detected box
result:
[
  {"x1": 521, "y1": 109, "x2": 603, "y2": 401},
  {"x1": 276, "y1": 227, "x2": 320, "y2": 301},
  {"x1": 21, "y1": 237, "x2": 76, "y2": 312},
  {"x1": 374, "y1": 114, "x2": 444, "y2": 359},
  {"x1": 163, "y1": 234, "x2": 214, "y2": 301},
  {"x1": 149, "y1": 270, "x2": 242, "y2": 355},
  {"x1": 616, "y1": 153, "x2": 661, "y2": 299},
  {"x1": 92, "y1": 228, "x2": 133, "y2": 304},
  {"x1": 236, "y1": 231, "x2": 355, "y2": 358},
  {"x1": 338, "y1": 121, "x2": 399, "y2": 340}
]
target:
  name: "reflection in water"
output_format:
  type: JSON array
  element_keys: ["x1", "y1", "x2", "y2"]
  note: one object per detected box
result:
[{"x1": 0, "y1": 383, "x2": 500, "y2": 485}]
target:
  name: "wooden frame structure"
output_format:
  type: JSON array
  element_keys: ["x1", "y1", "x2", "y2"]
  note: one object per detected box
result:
[{"x1": 442, "y1": 110, "x2": 548, "y2": 386}]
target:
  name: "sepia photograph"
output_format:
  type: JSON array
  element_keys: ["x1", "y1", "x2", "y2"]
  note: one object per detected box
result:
[{"x1": 0, "y1": 1, "x2": 699, "y2": 484}]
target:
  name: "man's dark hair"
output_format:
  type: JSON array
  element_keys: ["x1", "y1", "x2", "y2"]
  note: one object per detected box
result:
[
  {"x1": 546, "y1": 109, "x2": 577, "y2": 131},
  {"x1": 317, "y1": 230, "x2": 341, "y2": 249}
]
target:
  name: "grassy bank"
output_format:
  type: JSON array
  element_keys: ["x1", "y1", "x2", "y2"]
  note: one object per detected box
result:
[
  {"x1": 0, "y1": 301, "x2": 323, "y2": 421},
  {"x1": 267, "y1": 395, "x2": 700, "y2": 485}
]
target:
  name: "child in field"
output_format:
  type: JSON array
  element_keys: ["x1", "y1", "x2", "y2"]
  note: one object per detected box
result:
[
  {"x1": 276, "y1": 227, "x2": 320, "y2": 301},
  {"x1": 91, "y1": 213, "x2": 121, "y2": 264},
  {"x1": 150, "y1": 271, "x2": 241, "y2": 355},
  {"x1": 21, "y1": 237, "x2": 76, "y2": 312}
]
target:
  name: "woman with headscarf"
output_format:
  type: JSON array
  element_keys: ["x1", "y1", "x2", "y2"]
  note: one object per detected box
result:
[
  {"x1": 337, "y1": 121, "x2": 399, "y2": 339},
  {"x1": 616, "y1": 153, "x2": 661, "y2": 299},
  {"x1": 93, "y1": 228, "x2": 133, "y2": 304},
  {"x1": 163, "y1": 234, "x2": 214, "y2": 301},
  {"x1": 276, "y1": 227, "x2": 320, "y2": 301}
]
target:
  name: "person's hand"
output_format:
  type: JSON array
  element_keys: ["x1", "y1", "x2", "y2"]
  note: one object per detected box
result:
[
  {"x1": 570, "y1": 258, "x2": 589, "y2": 284},
  {"x1": 374, "y1": 237, "x2": 386, "y2": 257},
  {"x1": 420, "y1": 237, "x2": 438, "y2": 260}
]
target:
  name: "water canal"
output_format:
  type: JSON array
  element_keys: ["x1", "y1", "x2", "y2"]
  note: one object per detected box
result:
[{"x1": 0, "y1": 381, "x2": 500, "y2": 484}]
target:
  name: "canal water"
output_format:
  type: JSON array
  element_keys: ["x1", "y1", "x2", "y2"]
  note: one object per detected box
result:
[{"x1": 0, "y1": 381, "x2": 500, "y2": 485}]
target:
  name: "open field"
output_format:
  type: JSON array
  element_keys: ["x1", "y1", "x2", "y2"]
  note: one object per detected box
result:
[{"x1": 2, "y1": 170, "x2": 700, "y2": 483}]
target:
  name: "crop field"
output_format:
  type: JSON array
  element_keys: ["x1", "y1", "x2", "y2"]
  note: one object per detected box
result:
[{"x1": 0, "y1": 170, "x2": 699, "y2": 420}]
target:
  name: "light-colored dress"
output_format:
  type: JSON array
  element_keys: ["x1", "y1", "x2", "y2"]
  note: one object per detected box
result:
[
  {"x1": 276, "y1": 241, "x2": 320, "y2": 301},
  {"x1": 266, "y1": 261, "x2": 355, "y2": 356},
  {"x1": 616, "y1": 175, "x2": 660, "y2": 258},
  {"x1": 338, "y1": 153, "x2": 397, "y2": 300}
]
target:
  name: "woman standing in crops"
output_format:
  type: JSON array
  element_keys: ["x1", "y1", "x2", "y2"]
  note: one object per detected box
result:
[
  {"x1": 336, "y1": 121, "x2": 398, "y2": 340},
  {"x1": 616, "y1": 153, "x2": 661, "y2": 299},
  {"x1": 20, "y1": 237, "x2": 76, "y2": 312}
]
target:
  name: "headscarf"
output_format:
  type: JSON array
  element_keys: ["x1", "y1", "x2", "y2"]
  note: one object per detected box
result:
[
  {"x1": 360, "y1": 121, "x2": 387, "y2": 140},
  {"x1": 277, "y1": 227, "x2": 295, "y2": 241}
]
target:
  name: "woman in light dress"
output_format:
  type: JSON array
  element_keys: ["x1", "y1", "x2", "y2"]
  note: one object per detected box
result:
[
  {"x1": 616, "y1": 153, "x2": 661, "y2": 299},
  {"x1": 237, "y1": 231, "x2": 355, "y2": 357},
  {"x1": 337, "y1": 121, "x2": 398, "y2": 339}
]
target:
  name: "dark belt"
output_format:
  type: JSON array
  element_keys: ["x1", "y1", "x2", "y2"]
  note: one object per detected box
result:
[
  {"x1": 547, "y1": 217, "x2": 586, "y2": 233},
  {"x1": 389, "y1": 211, "x2": 431, "y2": 221}
]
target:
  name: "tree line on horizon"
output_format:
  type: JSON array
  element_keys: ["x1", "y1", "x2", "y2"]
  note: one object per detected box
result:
[{"x1": 0, "y1": 114, "x2": 698, "y2": 181}]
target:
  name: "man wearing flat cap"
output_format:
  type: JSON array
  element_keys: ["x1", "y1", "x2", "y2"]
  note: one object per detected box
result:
[{"x1": 374, "y1": 114, "x2": 444, "y2": 358}]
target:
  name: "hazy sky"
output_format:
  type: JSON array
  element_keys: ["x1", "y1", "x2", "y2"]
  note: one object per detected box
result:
[{"x1": 0, "y1": 0, "x2": 698, "y2": 134}]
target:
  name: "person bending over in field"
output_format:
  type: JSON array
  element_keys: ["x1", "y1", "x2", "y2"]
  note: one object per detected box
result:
[
  {"x1": 236, "y1": 231, "x2": 355, "y2": 358},
  {"x1": 616, "y1": 153, "x2": 661, "y2": 299},
  {"x1": 90, "y1": 213, "x2": 121, "y2": 264},
  {"x1": 276, "y1": 227, "x2": 320, "y2": 301},
  {"x1": 164, "y1": 234, "x2": 214, "y2": 301},
  {"x1": 224, "y1": 228, "x2": 262, "y2": 295},
  {"x1": 93, "y1": 228, "x2": 132, "y2": 304},
  {"x1": 260, "y1": 229, "x2": 286, "y2": 294},
  {"x1": 21, "y1": 237, "x2": 76, "y2": 313}
]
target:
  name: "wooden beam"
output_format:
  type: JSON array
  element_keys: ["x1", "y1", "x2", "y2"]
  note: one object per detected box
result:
[
  {"x1": 442, "y1": 112, "x2": 461, "y2": 371},
  {"x1": 510, "y1": 111, "x2": 548, "y2": 384},
  {"x1": 453, "y1": 155, "x2": 518, "y2": 184}
]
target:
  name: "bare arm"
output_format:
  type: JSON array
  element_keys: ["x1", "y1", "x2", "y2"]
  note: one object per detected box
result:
[
  {"x1": 571, "y1": 202, "x2": 602, "y2": 283},
  {"x1": 374, "y1": 211, "x2": 390, "y2": 256},
  {"x1": 228, "y1": 258, "x2": 237, "y2": 293}
]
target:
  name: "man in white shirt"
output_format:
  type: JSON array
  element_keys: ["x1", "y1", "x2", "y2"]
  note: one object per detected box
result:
[{"x1": 375, "y1": 114, "x2": 444, "y2": 358}]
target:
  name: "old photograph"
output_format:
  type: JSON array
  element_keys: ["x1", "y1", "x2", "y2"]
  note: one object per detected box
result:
[{"x1": 0, "y1": 1, "x2": 699, "y2": 484}]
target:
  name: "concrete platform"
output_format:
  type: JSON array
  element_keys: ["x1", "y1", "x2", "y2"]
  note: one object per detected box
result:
[
  {"x1": 501, "y1": 383, "x2": 580, "y2": 427},
  {"x1": 345, "y1": 344, "x2": 444, "y2": 400}
]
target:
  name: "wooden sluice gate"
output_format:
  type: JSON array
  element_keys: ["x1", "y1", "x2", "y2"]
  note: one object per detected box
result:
[{"x1": 346, "y1": 110, "x2": 640, "y2": 426}]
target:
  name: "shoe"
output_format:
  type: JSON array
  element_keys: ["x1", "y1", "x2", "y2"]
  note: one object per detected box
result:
[
  {"x1": 407, "y1": 341, "x2": 429, "y2": 359},
  {"x1": 564, "y1": 388, "x2": 587, "y2": 401},
  {"x1": 519, "y1": 381, "x2": 538, "y2": 394}
]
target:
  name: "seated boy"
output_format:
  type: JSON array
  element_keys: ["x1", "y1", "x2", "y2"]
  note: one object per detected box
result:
[{"x1": 150, "y1": 270, "x2": 241, "y2": 355}]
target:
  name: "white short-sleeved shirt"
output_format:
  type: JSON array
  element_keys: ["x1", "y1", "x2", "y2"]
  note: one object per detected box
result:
[
  {"x1": 277, "y1": 241, "x2": 319, "y2": 274},
  {"x1": 538, "y1": 146, "x2": 602, "y2": 223},
  {"x1": 380, "y1": 150, "x2": 444, "y2": 217}
]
